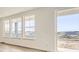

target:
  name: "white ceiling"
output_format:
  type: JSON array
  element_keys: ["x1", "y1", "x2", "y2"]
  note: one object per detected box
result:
[
  {"x1": 0, "y1": 7, "x2": 73, "y2": 17},
  {"x1": 0, "y1": 7, "x2": 36, "y2": 17}
]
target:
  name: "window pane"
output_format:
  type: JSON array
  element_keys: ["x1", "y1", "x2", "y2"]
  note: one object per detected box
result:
[
  {"x1": 25, "y1": 21, "x2": 30, "y2": 27},
  {"x1": 4, "y1": 20, "x2": 10, "y2": 36},
  {"x1": 10, "y1": 18, "x2": 22, "y2": 38},
  {"x1": 11, "y1": 21, "x2": 16, "y2": 37},
  {"x1": 17, "y1": 21, "x2": 22, "y2": 37},
  {"x1": 24, "y1": 15, "x2": 35, "y2": 39},
  {"x1": 30, "y1": 20, "x2": 35, "y2": 27}
]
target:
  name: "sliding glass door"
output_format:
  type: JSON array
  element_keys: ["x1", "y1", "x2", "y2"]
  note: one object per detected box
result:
[{"x1": 57, "y1": 10, "x2": 79, "y2": 51}]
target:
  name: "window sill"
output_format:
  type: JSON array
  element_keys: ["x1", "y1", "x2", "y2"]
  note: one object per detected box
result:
[{"x1": 1, "y1": 36, "x2": 35, "y2": 40}]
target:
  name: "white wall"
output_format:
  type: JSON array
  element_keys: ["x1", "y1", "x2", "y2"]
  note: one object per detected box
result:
[{"x1": 0, "y1": 8, "x2": 56, "y2": 51}]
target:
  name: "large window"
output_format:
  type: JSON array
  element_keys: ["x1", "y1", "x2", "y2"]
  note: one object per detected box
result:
[
  {"x1": 3, "y1": 15, "x2": 35, "y2": 39},
  {"x1": 57, "y1": 13, "x2": 79, "y2": 51},
  {"x1": 24, "y1": 15, "x2": 35, "y2": 39},
  {"x1": 10, "y1": 18, "x2": 22, "y2": 38}
]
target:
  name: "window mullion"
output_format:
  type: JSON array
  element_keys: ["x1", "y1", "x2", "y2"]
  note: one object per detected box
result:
[
  {"x1": 15, "y1": 22, "x2": 18, "y2": 37},
  {"x1": 9, "y1": 19, "x2": 11, "y2": 37},
  {"x1": 22, "y1": 16, "x2": 25, "y2": 38}
]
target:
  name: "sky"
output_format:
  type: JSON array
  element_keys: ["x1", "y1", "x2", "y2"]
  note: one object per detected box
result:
[{"x1": 57, "y1": 14, "x2": 79, "y2": 32}]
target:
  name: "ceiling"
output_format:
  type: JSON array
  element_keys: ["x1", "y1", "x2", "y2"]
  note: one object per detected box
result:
[
  {"x1": 0, "y1": 7, "x2": 73, "y2": 18},
  {"x1": 0, "y1": 7, "x2": 36, "y2": 17}
]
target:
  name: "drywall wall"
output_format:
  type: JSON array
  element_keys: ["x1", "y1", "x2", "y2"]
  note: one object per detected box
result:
[{"x1": 0, "y1": 8, "x2": 56, "y2": 51}]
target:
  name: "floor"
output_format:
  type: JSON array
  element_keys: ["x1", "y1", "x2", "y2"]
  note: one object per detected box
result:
[
  {"x1": 1, "y1": 42, "x2": 79, "y2": 52},
  {"x1": 0, "y1": 43, "x2": 44, "y2": 52}
]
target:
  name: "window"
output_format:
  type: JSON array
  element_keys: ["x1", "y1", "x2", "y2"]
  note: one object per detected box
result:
[
  {"x1": 57, "y1": 13, "x2": 79, "y2": 51},
  {"x1": 3, "y1": 20, "x2": 10, "y2": 37},
  {"x1": 24, "y1": 16, "x2": 35, "y2": 39},
  {"x1": 10, "y1": 18, "x2": 22, "y2": 38},
  {"x1": 3, "y1": 15, "x2": 35, "y2": 39}
]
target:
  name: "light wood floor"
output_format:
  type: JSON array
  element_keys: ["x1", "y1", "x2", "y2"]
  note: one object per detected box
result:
[{"x1": 0, "y1": 43, "x2": 45, "y2": 52}]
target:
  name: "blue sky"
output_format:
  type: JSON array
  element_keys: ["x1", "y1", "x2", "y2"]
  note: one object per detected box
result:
[{"x1": 57, "y1": 14, "x2": 79, "y2": 32}]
